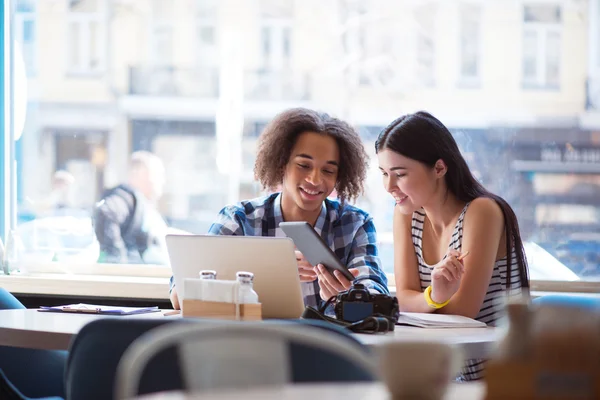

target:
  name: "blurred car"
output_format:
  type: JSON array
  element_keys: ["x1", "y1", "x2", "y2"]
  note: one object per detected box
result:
[
  {"x1": 377, "y1": 232, "x2": 579, "y2": 281},
  {"x1": 14, "y1": 215, "x2": 100, "y2": 266},
  {"x1": 552, "y1": 232, "x2": 600, "y2": 279},
  {"x1": 12, "y1": 215, "x2": 192, "y2": 271},
  {"x1": 524, "y1": 241, "x2": 579, "y2": 281}
]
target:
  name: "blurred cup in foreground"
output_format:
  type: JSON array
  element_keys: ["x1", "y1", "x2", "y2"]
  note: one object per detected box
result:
[{"x1": 376, "y1": 341, "x2": 463, "y2": 400}]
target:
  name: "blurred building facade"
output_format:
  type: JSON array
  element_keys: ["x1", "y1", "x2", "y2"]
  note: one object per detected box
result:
[{"x1": 14, "y1": 0, "x2": 600, "y2": 274}]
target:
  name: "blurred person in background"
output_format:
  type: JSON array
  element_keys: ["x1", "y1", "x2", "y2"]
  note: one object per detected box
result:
[
  {"x1": 93, "y1": 151, "x2": 169, "y2": 264},
  {"x1": 49, "y1": 170, "x2": 75, "y2": 211},
  {"x1": 33, "y1": 170, "x2": 78, "y2": 216}
]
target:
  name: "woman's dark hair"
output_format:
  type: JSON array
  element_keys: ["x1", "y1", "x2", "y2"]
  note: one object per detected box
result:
[
  {"x1": 255, "y1": 107, "x2": 369, "y2": 203},
  {"x1": 375, "y1": 111, "x2": 529, "y2": 289}
]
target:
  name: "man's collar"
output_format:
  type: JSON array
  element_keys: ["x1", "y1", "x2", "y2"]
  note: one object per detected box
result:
[{"x1": 274, "y1": 192, "x2": 327, "y2": 234}]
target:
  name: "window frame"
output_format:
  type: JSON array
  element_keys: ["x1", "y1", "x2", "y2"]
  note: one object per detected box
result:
[
  {"x1": 1, "y1": 0, "x2": 7, "y2": 243},
  {"x1": 2, "y1": 0, "x2": 16, "y2": 245}
]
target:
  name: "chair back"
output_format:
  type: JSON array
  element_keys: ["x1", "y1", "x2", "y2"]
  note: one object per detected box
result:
[
  {"x1": 65, "y1": 318, "x2": 185, "y2": 400},
  {"x1": 114, "y1": 321, "x2": 377, "y2": 400},
  {"x1": 0, "y1": 368, "x2": 63, "y2": 400}
]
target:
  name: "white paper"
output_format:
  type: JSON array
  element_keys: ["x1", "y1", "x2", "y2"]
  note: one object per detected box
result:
[
  {"x1": 396, "y1": 312, "x2": 487, "y2": 328},
  {"x1": 39, "y1": 303, "x2": 159, "y2": 315},
  {"x1": 183, "y1": 278, "x2": 240, "y2": 303}
]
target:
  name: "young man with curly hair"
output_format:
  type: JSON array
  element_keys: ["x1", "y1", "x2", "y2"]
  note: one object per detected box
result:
[{"x1": 170, "y1": 108, "x2": 389, "y2": 309}]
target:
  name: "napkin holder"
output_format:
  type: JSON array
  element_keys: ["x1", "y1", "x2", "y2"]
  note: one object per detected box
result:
[
  {"x1": 485, "y1": 302, "x2": 600, "y2": 399},
  {"x1": 181, "y1": 278, "x2": 262, "y2": 321}
]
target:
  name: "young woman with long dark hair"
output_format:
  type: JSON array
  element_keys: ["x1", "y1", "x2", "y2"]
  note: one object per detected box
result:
[{"x1": 376, "y1": 111, "x2": 529, "y2": 380}]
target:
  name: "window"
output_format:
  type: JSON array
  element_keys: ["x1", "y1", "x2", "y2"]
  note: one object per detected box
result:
[
  {"x1": 338, "y1": 0, "x2": 405, "y2": 89},
  {"x1": 249, "y1": 2, "x2": 296, "y2": 100},
  {"x1": 414, "y1": 4, "x2": 437, "y2": 87},
  {"x1": 66, "y1": 0, "x2": 106, "y2": 75},
  {"x1": 3, "y1": 1, "x2": 600, "y2": 297},
  {"x1": 259, "y1": 21, "x2": 292, "y2": 69},
  {"x1": 150, "y1": 0, "x2": 174, "y2": 66},
  {"x1": 522, "y1": 4, "x2": 562, "y2": 89},
  {"x1": 14, "y1": 0, "x2": 36, "y2": 76},
  {"x1": 586, "y1": 0, "x2": 600, "y2": 110},
  {"x1": 198, "y1": 26, "x2": 215, "y2": 47},
  {"x1": 195, "y1": 0, "x2": 217, "y2": 67},
  {"x1": 597, "y1": 0, "x2": 600, "y2": 68},
  {"x1": 416, "y1": 33, "x2": 435, "y2": 86},
  {"x1": 150, "y1": 26, "x2": 173, "y2": 66},
  {"x1": 458, "y1": 3, "x2": 481, "y2": 85},
  {"x1": 339, "y1": 0, "x2": 367, "y2": 60}
]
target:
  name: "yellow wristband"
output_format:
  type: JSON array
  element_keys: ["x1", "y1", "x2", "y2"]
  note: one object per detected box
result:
[{"x1": 424, "y1": 285, "x2": 450, "y2": 309}]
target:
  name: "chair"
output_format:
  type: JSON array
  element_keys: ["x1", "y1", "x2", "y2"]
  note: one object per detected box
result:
[
  {"x1": 0, "y1": 368, "x2": 63, "y2": 400},
  {"x1": 114, "y1": 321, "x2": 378, "y2": 400},
  {"x1": 0, "y1": 289, "x2": 67, "y2": 399},
  {"x1": 533, "y1": 294, "x2": 600, "y2": 310},
  {"x1": 65, "y1": 318, "x2": 191, "y2": 400}
]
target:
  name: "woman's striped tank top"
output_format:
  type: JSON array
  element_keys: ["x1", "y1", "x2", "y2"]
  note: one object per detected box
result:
[{"x1": 411, "y1": 202, "x2": 523, "y2": 380}]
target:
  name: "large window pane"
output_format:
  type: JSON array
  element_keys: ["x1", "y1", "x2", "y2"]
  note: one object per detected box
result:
[{"x1": 9, "y1": 0, "x2": 600, "y2": 283}]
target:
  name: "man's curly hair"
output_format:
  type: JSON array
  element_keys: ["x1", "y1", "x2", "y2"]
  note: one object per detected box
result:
[{"x1": 254, "y1": 108, "x2": 369, "y2": 203}]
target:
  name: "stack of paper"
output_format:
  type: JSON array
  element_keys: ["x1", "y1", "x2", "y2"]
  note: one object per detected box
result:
[
  {"x1": 396, "y1": 312, "x2": 487, "y2": 328},
  {"x1": 38, "y1": 303, "x2": 160, "y2": 315}
]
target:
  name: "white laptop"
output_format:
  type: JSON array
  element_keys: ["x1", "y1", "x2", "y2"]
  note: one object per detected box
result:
[{"x1": 166, "y1": 234, "x2": 305, "y2": 319}]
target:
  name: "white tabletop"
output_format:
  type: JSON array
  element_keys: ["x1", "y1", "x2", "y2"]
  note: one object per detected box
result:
[
  {"x1": 136, "y1": 382, "x2": 486, "y2": 400},
  {"x1": 0, "y1": 309, "x2": 167, "y2": 350},
  {"x1": 353, "y1": 326, "x2": 500, "y2": 359},
  {"x1": 0, "y1": 309, "x2": 499, "y2": 359}
]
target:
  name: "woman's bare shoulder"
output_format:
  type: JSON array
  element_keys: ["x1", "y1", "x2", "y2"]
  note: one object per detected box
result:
[{"x1": 466, "y1": 197, "x2": 504, "y2": 222}]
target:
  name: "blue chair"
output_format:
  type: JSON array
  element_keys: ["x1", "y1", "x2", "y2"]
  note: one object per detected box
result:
[
  {"x1": 114, "y1": 321, "x2": 377, "y2": 399},
  {"x1": 0, "y1": 368, "x2": 62, "y2": 400},
  {"x1": 0, "y1": 289, "x2": 66, "y2": 399},
  {"x1": 268, "y1": 318, "x2": 374, "y2": 382},
  {"x1": 65, "y1": 318, "x2": 192, "y2": 400},
  {"x1": 533, "y1": 294, "x2": 600, "y2": 310}
]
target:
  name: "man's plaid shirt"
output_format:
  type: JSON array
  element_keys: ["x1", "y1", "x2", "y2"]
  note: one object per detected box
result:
[{"x1": 203, "y1": 193, "x2": 389, "y2": 307}]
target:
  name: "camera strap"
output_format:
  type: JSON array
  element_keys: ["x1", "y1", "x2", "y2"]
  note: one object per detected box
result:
[{"x1": 300, "y1": 305, "x2": 394, "y2": 334}]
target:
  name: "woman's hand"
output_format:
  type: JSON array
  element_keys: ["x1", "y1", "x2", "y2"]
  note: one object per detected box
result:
[{"x1": 430, "y1": 249, "x2": 465, "y2": 304}]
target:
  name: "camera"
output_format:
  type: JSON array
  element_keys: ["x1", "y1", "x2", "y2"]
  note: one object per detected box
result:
[{"x1": 334, "y1": 282, "x2": 399, "y2": 323}]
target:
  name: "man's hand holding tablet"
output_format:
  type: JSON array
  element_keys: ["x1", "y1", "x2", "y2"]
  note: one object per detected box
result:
[{"x1": 280, "y1": 221, "x2": 358, "y2": 300}]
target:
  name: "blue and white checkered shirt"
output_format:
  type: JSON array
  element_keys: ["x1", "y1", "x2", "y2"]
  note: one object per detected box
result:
[{"x1": 205, "y1": 193, "x2": 389, "y2": 308}]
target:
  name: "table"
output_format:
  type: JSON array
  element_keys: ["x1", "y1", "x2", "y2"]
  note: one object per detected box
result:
[
  {"x1": 353, "y1": 326, "x2": 500, "y2": 359},
  {"x1": 0, "y1": 309, "x2": 166, "y2": 350},
  {"x1": 0, "y1": 309, "x2": 500, "y2": 359},
  {"x1": 136, "y1": 382, "x2": 486, "y2": 400}
]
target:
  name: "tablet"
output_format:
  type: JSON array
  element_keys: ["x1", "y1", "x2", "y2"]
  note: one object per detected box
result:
[{"x1": 279, "y1": 221, "x2": 355, "y2": 281}]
